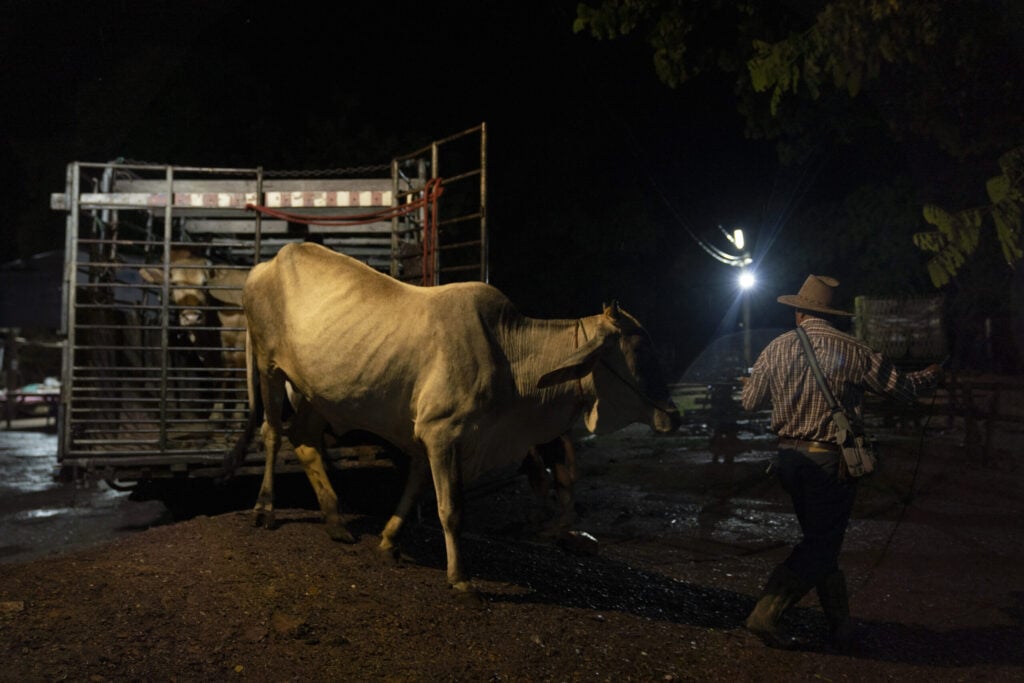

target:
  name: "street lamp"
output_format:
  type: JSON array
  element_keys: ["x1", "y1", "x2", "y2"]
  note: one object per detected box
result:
[
  {"x1": 706, "y1": 224, "x2": 755, "y2": 366},
  {"x1": 731, "y1": 228, "x2": 745, "y2": 251},
  {"x1": 738, "y1": 269, "x2": 755, "y2": 290},
  {"x1": 739, "y1": 266, "x2": 755, "y2": 367},
  {"x1": 723, "y1": 227, "x2": 754, "y2": 367}
]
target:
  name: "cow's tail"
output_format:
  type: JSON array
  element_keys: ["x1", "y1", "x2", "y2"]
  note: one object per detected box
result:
[{"x1": 223, "y1": 327, "x2": 262, "y2": 479}]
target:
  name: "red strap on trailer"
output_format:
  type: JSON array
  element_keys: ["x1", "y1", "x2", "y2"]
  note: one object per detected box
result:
[
  {"x1": 245, "y1": 178, "x2": 443, "y2": 227},
  {"x1": 420, "y1": 178, "x2": 442, "y2": 286},
  {"x1": 245, "y1": 179, "x2": 444, "y2": 286}
]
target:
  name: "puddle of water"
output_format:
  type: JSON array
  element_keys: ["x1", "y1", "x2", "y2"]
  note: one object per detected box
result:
[
  {"x1": 0, "y1": 431, "x2": 59, "y2": 495},
  {"x1": 17, "y1": 507, "x2": 74, "y2": 520}
]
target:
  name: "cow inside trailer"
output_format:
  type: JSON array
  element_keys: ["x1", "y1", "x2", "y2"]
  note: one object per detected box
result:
[{"x1": 49, "y1": 125, "x2": 487, "y2": 502}]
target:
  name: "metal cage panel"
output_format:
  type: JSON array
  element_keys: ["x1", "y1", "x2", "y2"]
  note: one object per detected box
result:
[{"x1": 50, "y1": 125, "x2": 487, "y2": 483}]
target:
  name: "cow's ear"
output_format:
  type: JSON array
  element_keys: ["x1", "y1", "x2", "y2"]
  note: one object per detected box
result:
[
  {"x1": 602, "y1": 300, "x2": 623, "y2": 321},
  {"x1": 139, "y1": 267, "x2": 163, "y2": 284},
  {"x1": 206, "y1": 269, "x2": 248, "y2": 306},
  {"x1": 536, "y1": 333, "x2": 613, "y2": 388}
]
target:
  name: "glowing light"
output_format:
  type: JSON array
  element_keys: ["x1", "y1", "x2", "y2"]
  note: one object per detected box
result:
[
  {"x1": 738, "y1": 270, "x2": 755, "y2": 290},
  {"x1": 732, "y1": 229, "x2": 745, "y2": 251}
]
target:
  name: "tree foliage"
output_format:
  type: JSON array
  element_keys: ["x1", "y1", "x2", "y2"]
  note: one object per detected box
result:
[
  {"x1": 913, "y1": 147, "x2": 1024, "y2": 287},
  {"x1": 575, "y1": 0, "x2": 1024, "y2": 160},
  {"x1": 574, "y1": 0, "x2": 747, "y2": 87},
  {"x1": 576, "y1": 0, "x2": 1024, "y2": 297},
  {"x1": 747, "y1": 2, "x2": 942, "y2": 110}
]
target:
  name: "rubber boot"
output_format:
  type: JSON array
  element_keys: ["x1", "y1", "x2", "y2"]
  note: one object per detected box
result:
[
  {"x1": 744, "y1": 564, "x2": 811, "y2": 649},
  {"x1": 816, "y1": 570, "x2": 854, "y2": 653}
]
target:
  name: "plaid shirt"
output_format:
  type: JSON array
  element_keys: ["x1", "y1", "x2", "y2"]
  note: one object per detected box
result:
[{"x1": 741, "y1": 317, "x2": 938, "y2": 442}]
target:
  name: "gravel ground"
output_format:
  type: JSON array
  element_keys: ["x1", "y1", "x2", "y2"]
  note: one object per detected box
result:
[{"x1": 0, "y1": 416, "x2": 1022, "y2": 681}]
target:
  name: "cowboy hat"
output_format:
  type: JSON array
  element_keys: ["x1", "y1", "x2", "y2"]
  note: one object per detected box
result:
[{"x1": 777, "y1": 275, "x2": 853, "y2": 316}]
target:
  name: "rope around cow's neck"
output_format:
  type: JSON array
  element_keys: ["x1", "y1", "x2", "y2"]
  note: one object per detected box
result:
[{"x1": 568, "y1": 317, "x2": 671, "y2": 433}]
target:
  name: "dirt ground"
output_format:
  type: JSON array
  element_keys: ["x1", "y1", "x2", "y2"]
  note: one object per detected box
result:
[{"x1": 1, "y1": 413, "x2": 1022, "y2": 682}]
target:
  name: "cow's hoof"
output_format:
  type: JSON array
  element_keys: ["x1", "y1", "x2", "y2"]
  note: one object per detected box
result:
[
  {"x1": 376, "y1": 543, "x2": 401, "y2": 565},
  {"x1": 253, "y1": 509, "x2": 276, "y2": 530},
  {"x1": 326, "y1": 525, "x2": 356, "y2": 544},
  {"x1": 452, "y1": 583, "x2": 487, "y2": 608}
]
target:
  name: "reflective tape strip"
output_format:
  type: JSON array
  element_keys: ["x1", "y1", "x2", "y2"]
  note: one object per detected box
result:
[
  {"x1": 79, "y1": 192, "x2": 258, "y2": 208},
  {"x1": 77, "y1": 190, "x2": 393, "y2": 209},
  {"x1": 264, "y1": 190, "x2": 392, "y2": 207}
]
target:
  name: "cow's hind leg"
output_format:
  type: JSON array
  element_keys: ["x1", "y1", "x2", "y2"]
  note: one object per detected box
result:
[
  {"x1": 253, "y1": 370, "x2": 287, "y2": 529},
  {"x1": 291, "y1": 406, "x2": 354, "y2": 543},
  {"x1": 254, "y1": 421, "x2": 279, "y2": 529}
]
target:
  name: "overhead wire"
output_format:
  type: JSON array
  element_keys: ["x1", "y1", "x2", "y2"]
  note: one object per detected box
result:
[
  {"x1": 750, "y1": 142, "x2": 829, "y2": 268},
  {"x1": 548, "y1": 4, "x2": 749, "y2": 266}
]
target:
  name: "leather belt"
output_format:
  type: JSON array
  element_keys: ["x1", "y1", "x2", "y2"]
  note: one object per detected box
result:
[{"x1": 777, "y1": 437, "x2": 840, "y2": 453}]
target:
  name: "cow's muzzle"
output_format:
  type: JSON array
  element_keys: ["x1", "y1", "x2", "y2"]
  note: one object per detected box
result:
[{"x1": 179, "y1": 309, "x2": 205, "y2": 327}]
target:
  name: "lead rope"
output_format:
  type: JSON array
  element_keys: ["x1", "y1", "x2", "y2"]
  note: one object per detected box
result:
[
  {"x1": 852, "y1": 381, "x2": 942, "y2": 598},
  {"x1": 563, "y1": 320, "x2": 588, "y2": 434},
  {"x1": 575, "y1": 320, "x2": 668, "y2": 413},
  {"x1": 574, "y1": 319, "x2": 586, "y2": 402}
]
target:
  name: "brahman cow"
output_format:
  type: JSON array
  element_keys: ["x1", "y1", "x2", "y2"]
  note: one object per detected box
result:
[
  {"x1": 140, "y1": 248, "x2": 248, "y2": 420},
  {"x1": 232, "y1": 242, "x2": 680, "y2": 597}
]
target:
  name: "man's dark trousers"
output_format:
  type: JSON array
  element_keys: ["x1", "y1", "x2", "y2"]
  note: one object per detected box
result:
[{"x1": 776, "y1": 448, "x2": 857, "y2": 583}]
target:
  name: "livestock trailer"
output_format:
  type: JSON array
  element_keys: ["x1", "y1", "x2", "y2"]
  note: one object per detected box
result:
[{"x1": 49, "y1": 124, "x2": 487, "y2": 505}]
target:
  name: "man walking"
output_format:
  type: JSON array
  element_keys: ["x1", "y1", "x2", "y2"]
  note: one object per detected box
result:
[{"x1": 741, "y1": 275, "x2": 941, "y2": 650}]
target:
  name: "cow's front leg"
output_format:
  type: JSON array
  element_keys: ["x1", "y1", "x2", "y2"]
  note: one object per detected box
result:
[
  {"x1": 426, "y1": 442, "x2": 483, "y2": 604},
  {"x1": 225, "y1": 372, "x2": 248, "y2": 424},
  {"x1": 550, "y1": 435, "x2": 578, "y2": 530},
  {"x1": 379, "y1": 456, "x2": 429, "y2": 560},
  {"x1": 209, "y1": 372, "x2": 228, "y2": 424},
  {"x1": 294, "y1": 444, "x2": 354, "y2": 543},
  {"x1": 291, "y1": 407, "x2": 354, "y2": 543},
  {"x1": 523, "y1": 436, "x2": 577, "y2": 535}
]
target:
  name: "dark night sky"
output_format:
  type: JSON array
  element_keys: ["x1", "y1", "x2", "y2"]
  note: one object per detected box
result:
[{"x1": 1, "y1": 1, "x2": 798, "y2": 369}]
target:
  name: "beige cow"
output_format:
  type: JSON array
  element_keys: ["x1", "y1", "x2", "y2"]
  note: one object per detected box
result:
[
  {"x1": 231, "y1": 242, "x2": 680, "y2": 598},
  {"x1": 140, "y1": 248, "x2": 248, "y2": 420}
]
